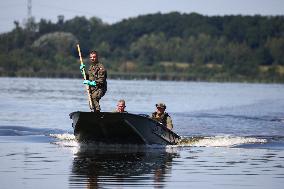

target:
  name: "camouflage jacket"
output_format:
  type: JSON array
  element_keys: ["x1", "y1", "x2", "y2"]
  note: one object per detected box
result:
[
  {"x1": 88, "y1": 63, "x2": 107, "y2": 90},
  {"x1": 151, "y1": 112, "x2": 173, "y2": 130}
]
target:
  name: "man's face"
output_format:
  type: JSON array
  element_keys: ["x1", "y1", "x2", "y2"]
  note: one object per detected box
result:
[
  {"x1": 89, "y1": 53, "x2": 97, "y2": 63},
  {"x1": 117, "y1": 102, "x2": 126, "y2": 112},
  {"x1": 157, "y1": 107, "x2": 165, "y2": 114}
]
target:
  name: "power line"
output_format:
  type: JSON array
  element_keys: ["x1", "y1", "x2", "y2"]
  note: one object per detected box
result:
[
  {"x1": 35, "y1": 2, "x2": 95, "y2": 16},
  {"x1": 33, "y1": 2, "x2": 118, "y2": 20}
]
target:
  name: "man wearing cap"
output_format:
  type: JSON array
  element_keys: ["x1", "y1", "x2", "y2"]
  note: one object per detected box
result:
[
  {"x1": 151, "y1": 103, "x2": 173, "y2": 130},
  {"x1": 81, "y1": 50, "x2": 107, "y2": 112}
]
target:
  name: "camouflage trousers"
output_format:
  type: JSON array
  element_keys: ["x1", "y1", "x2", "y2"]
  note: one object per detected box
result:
[{"x1": 90, "y1": 88, "x2": 106, "y2": 112}]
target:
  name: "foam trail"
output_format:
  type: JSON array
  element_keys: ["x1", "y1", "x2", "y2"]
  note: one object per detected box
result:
[
  {"x1": 49, "y1": 133, "x2": 79, "y2": 152},
  {"x1": 178, "y1": 136, "x2": 267, "y2": 147},
  {"x1": 49, "y1": 133, "x2": 267, "y2": 148},
  {"x1": 49, "y1": 133, "x2": 76, "y2": 140}
]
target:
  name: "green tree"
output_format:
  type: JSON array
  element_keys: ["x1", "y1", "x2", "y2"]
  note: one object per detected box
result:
[{"x1": 265, "y1": 37, "x2": 284, "y2": 65}]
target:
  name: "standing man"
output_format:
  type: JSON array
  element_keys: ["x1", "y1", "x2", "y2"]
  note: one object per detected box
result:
[
  {"x1": 81, "y1": 50, "x2": 107, "y2": 112},
  {"x1": 151, "y1": 103, "x2": 173, "y2": 130},
  {"x1": 115, "y1": 99, "x2": 128, "y2": 113}
]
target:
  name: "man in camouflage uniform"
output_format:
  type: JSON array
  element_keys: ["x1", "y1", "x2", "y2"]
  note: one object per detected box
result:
[
  {"x1": 151, "y1": 103, "x2": 173, "y2": 130},
  {"x1": 82, "y1": 50, "x2": 107, "y2": 112}
]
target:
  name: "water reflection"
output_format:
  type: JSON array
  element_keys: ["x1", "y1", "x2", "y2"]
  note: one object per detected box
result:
[{"x1": 70, "y1": 145, "x2": 179, "y2": 188}]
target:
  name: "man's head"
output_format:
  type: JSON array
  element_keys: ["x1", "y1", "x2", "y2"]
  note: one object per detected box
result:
[
  {"x1": 156, "y1": 102, "x2": 166, "y2": 114},
  {"x1": 89, "y1": 50, "x2": 99, "y2": 63},
  {"x1": 117, "y1": 99, "x2": 126, "y2": 113}
]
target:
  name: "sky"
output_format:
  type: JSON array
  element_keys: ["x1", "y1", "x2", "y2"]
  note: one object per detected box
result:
[{"x1": 0, "y1": 0, "x2": 283, "y2": 33}]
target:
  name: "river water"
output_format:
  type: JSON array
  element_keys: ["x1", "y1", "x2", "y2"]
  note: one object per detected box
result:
[{"x1": 0, "y1": 77, "x2": 283, "y2": 189}]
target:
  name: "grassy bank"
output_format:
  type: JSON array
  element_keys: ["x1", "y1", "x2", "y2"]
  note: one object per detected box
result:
[{"x1": 1, "y1": 69, "x2": 284, "y2": 83}]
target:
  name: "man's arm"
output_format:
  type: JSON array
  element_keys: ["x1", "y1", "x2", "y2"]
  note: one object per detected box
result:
[{"x1": 166, "y1": 116, "x2": 173, "y2": 130}]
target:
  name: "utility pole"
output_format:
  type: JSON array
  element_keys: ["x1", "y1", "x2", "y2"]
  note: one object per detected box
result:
[
  {"x1": 25, "y1": 0, "x2": 35, "y2": 31},
  {"x1": 27, "y1": 0, "x2": 32, "y2": 19}
]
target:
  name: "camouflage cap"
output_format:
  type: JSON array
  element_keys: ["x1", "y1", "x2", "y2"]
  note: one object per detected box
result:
[{"x1": 156, "y1": 102, "x2": 166, "y2": 109}]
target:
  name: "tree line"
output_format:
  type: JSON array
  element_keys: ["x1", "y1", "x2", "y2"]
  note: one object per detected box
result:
[{"x1": 0, "y1": 12, "x2": 283, "y2": 82}]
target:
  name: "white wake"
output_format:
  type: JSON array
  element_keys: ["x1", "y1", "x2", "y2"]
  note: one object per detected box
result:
[{"x1": 178, "y1": 136, "x2": 267, "y2": 147}]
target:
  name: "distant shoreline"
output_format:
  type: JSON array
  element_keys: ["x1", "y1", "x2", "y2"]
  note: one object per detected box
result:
[
  {"x1": 1, "y1": 71, "x2": 283, "y2": 83},
  {"x1": 1, "y1": 13, "x2": 284, "y2": 85}
]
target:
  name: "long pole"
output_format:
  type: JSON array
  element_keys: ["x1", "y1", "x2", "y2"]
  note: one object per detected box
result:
[{"x1": 77, "y1": 44, "x2": 94, "y2": 110}]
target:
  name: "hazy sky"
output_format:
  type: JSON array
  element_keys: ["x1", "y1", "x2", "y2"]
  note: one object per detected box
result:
[{"x1": 0, "y1": 0, "x2": 283, "y2": 33}]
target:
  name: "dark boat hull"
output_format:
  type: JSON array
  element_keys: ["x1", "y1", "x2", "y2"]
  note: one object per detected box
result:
[{"x1": 69, "y1": 112, "x2": 180, "y2": 145}]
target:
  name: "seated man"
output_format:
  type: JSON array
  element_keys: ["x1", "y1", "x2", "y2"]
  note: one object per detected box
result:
[
  {"x1": 151, "y1": 102, "x2": 173, "y2": 130},
  {"x1": 115, "y1": 99, "x2": 128, "y2": 113}
]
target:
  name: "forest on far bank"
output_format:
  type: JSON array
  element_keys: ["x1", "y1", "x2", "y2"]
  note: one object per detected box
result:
[{"x1": 0, "y1": 12, "x2": 284, "y2": 82}]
